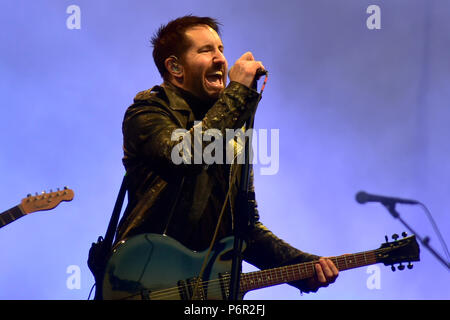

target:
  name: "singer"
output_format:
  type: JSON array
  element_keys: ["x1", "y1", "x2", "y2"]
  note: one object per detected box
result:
[{"x1": 105, "y1": 15, "x2": 338, "y2": 299}]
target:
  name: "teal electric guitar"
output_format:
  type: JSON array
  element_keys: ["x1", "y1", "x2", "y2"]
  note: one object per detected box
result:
[{"x1": 102, "y1": 232, "x2": 420, "y2": 300}]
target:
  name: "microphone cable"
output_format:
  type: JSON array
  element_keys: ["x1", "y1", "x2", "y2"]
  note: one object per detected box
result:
[{"x1": 416, "y1": 201, "x2": 450, "y2": 263}]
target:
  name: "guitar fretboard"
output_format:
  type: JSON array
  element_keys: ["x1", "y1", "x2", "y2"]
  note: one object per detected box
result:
[
  {"x1": 239, "y1": 250, "x2": 379, "y2": 293},
  {"x1": 0, "y1": 206, "x2": 25, "y2": 228}
]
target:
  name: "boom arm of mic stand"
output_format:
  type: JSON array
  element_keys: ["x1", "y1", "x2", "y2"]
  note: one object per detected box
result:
[{"x1": 383, "y1": 203, "x2": 450, "y2": 270}]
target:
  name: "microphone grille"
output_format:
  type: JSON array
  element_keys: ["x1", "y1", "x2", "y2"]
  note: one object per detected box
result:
[{"x1": 355, "y1": 191, "x2": 368, "y2": 204}]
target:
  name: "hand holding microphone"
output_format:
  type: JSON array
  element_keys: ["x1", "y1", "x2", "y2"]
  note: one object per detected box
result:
[{"x1": 228, "y1": 52, "x2": 266, "y2": 88}]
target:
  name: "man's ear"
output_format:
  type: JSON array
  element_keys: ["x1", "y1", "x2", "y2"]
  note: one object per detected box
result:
[{"x1": 165, "y1": 55, "x2": 183, "y2": 79}]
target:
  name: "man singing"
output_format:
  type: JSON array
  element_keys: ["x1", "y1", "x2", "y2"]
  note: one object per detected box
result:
[{"x1": 113, "y1": 15, "x2": 338, "y2": 299}]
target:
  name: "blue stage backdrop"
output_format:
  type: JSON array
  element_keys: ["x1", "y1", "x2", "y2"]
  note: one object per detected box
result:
[{"x1": 1, "y1": 0, "x2": 449, "y2": 300}]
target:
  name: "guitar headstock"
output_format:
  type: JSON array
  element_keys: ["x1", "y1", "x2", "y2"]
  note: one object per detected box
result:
[
  {"x1": 376, "y1": 232, "x2": 420, "y2": 271},
  {"x1": 20, "y1": 187, "x2": 74, "y2": 214}
]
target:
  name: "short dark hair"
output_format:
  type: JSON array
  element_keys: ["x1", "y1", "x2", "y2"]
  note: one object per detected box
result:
[{"x1": 151, "y1": 15, "x2": 221, "y2": 79}]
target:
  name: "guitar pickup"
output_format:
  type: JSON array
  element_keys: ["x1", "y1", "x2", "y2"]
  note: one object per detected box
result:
[{"x1": 186, "y1": 277, "x2": 205, "y2": 300}]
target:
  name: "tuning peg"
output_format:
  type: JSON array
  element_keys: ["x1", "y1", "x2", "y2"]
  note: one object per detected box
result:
[
  {"x1": 391, "y1": 265, "x2": 396, "y2": 272},
  {"x1": 398, "y1": 263, "x2": 405, "y2": 271},
  {"x1": 407, "y1": 262, "x2": 413, "y2": 270},
  {"x1": 27, "y1": 193, "x2": 32, "y2": 197},
  {"x1": 385, "y1": 235, "x2": 389, "y2": 243},
  {"x1": 50, "y1": 189, "x2": 53, "y2": 193},
  {"x1": 64, "y1": 186, "x2": 68, "y2": 190},
  {"x1": 392, "y1": 233, "x2": 399, "y2": 241},
  {"x1": 402, "y1": 232, "x2": 408, "y2": 238}
]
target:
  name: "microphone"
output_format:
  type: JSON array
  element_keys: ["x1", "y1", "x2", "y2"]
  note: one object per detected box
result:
[
  {"x1": 252, "y1": 68, "x2": 268, "y2": 90},
  {"x1": 355, "y1": 191, "x2": 419, "y2": 205},
  {"x1": 255, "y1": 68, "x2": 268, "y2": 77}
]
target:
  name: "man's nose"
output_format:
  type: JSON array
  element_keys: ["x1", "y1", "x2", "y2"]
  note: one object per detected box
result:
[{"x1": 213, "y1": 50, "x2": 227, "y2": 66}]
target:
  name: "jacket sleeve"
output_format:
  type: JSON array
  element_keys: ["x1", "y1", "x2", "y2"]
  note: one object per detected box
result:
[
  {"x1": 122, "y1": 82, "x2": 259, "y2": 175},
  {"x1": 243, "y1": 167, "x2": 322, "y2": 293}
]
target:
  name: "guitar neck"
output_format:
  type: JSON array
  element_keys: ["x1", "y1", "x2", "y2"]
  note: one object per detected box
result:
[
  {"x1": 0, "y1": 205, "x2": 26, "y2": 229},
  {"x1": 240, "y1": 249, "x2": 379, "y2": 294}
]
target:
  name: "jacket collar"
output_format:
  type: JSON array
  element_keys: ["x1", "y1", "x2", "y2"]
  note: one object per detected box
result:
[{"x1": 161, "y1": 81, "x2": 194, "y2": 112}]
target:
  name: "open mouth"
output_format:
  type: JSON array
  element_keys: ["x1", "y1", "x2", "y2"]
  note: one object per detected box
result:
[{"x1": 205, "y1": 71, "x2": 224, "y2": 90}]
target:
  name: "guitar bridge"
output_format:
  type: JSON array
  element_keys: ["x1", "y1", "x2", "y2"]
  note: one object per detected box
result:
[{"x1": 218, "y1": 272, "x2": 230, "y2": 300}]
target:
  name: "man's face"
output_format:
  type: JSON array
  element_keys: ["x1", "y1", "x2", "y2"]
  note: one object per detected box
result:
[{"x1": 178, "y1": 25, "x2": 228, "y2": 102}]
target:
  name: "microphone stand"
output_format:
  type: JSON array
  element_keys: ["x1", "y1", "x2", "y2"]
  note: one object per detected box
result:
[
  {"x1": 228, "y1": 74, "x2": 263, "y2": 300},
  {"x1": 383, "y1": 202, "x2": 450, "y2": 270}
]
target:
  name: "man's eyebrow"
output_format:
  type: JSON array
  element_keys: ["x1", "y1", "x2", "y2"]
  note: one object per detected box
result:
[
  {"x1": 198, "y1": 44, "x2": 214, "y2": 50},
  {"x1": 197, "y1": 44, "x2": 224, "y2": 51}
]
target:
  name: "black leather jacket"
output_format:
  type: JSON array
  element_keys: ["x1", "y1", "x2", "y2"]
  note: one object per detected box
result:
[{"x1": 116, "y1": 81, "x2": 320, "y2": 286}]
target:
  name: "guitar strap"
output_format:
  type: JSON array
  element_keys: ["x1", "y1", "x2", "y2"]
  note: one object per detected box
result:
[
  {"x1": 88, "y1": 172, "x2": 128, "y2": 300},
  {"x1": 88, "y1": 171, "x2": 187, "y2": 300}
]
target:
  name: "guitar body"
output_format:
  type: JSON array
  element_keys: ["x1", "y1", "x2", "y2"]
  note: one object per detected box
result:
[{"x1": 102, "y1": 233, "x2": 239, "y2": 300}]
